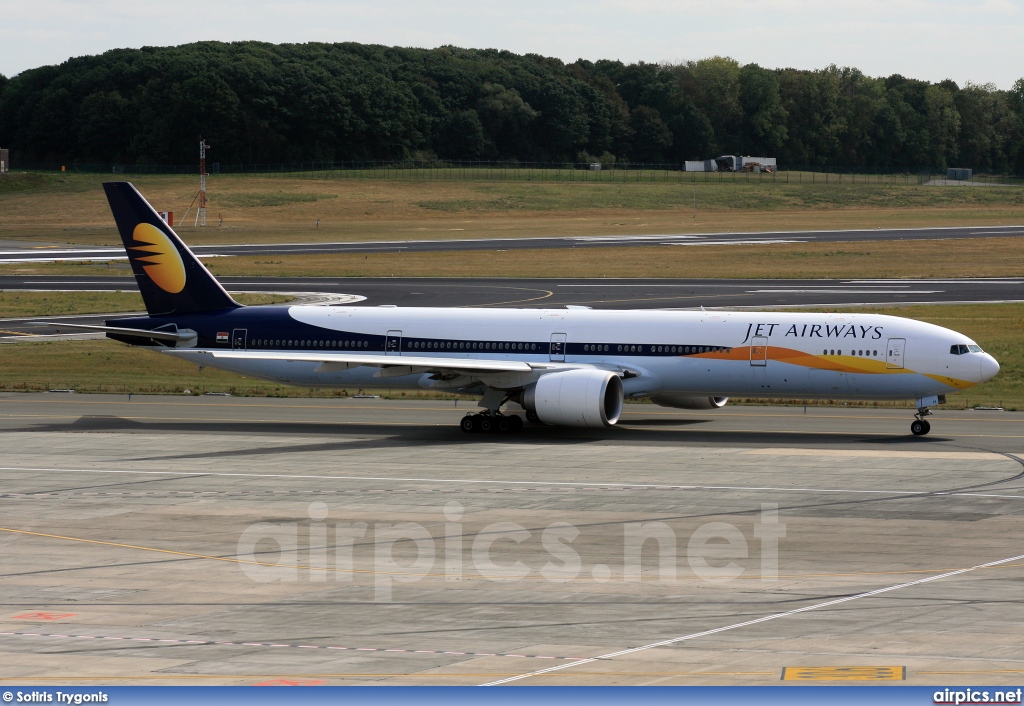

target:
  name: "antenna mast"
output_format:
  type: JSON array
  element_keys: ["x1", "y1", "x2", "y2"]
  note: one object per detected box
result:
[{"x1": 195, "y1": 138, "x2": 209, "y2": 227}]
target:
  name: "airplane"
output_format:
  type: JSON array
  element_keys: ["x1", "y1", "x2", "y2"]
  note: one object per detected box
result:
[{"x1": 42, "y1": 182, "x2": 1000, "y2": 436}]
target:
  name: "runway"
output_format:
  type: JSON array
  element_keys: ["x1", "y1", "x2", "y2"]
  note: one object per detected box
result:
[
  {"x1": 1, "y1": 393, "x2": 1022, "y2": 685},
  {"x1": 2, "y1": 224, "x2": 1024, "y2": 262}
]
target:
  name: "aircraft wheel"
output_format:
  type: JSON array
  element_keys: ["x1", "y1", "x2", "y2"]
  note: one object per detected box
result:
[
  {"x1": 478, "y1": 417, "x2": 494, "y2": 433},
  {"x1": 911, "y1": 419, "x2": 929, "y2": 436},
  {"x1": 460, "y1": 416, "x2": 478, "y2": 433},
  {"x1": 497, "y1": 417, "x2": 512, "y2": 433},
  {"x1": 922, "y1": 420, "x2": 931, "y2": 434},
  {"x1": 525, "y1": 410, "x2": 540, "y2": 424}
]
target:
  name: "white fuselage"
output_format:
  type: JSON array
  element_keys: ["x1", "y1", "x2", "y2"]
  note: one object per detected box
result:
[{"x1": 169, "y1": 306, "x2": 999, "y2": 402}]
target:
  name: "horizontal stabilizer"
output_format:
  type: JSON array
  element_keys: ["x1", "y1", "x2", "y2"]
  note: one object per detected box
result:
[{"x1": 30, "y1": 322, "x2": 197, "y2": 342}]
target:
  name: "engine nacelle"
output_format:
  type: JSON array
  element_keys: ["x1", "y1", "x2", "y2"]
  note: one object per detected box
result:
[
  {"x1": 524, "y1": 369, "x2": 624, "y2": 427},
  {"x1": 651, "y1": 394, "x2": 729, "y2": 410}
]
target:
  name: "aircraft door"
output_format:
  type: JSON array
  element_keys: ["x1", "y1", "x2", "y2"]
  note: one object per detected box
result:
[
  {"x1": 385, "y1": 330, "x2": 402, "y2": 356},
  {"x1": 749, "y1": 336, "x2": 768, "y2": 366},
  {"x1": 231, "y1": 329, "x2": 247, "y2": 350},
  {"x1": 886, "y1": 338, "x2": 906, "y2": 369},
  {"x1": 549, "y1": 333, "x2": 567, "y2": 362}
]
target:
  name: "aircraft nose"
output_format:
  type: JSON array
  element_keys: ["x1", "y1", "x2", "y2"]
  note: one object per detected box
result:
[{"x1": 980, "y1": 353, "x2": 1000, "y2": 382}]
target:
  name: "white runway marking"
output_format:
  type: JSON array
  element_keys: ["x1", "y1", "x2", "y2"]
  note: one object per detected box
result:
[
  {"x1": 557, "y1": 283, "x2": 727, "y2": 287},
  {"x1": 0, "y1": 630, "x2": 587, "y2": 661},
  {"x1": 846, "y1": 279, "x2": 1023, "y2": 284},
  {"x1": 667, "y1": 239, "x2": 805, "y2": 246},
  {"x1": 573, "y1": 235, "x2": 703, "y2": 242},
  {"x1": 748, "y1": 289, "x2": 943, "y2": 294},
  {"x1": 479, "y1": 551, "x2": 1024, "y2": 686},
  {"x1": 0, "y1": 465, "x2": 1021, "y2": 500}
]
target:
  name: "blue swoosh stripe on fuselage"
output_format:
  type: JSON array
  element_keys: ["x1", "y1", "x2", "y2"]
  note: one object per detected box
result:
[{"x1": 105, "y1": 309, "x2": 731, "y2": 357}]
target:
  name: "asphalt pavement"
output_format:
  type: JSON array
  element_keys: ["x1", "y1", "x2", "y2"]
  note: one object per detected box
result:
[
  {"x1": 2, "y1": 224, "x2": 1024, "y2": 262},
  {"x1": 2, "y1": 394, "x2": 1022, "y2": 685}
]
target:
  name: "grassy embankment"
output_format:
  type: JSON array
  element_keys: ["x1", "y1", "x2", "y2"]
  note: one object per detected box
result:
[
  {"x1": 1, "y1": 170, "x2": 1023, "y2": 249},
  {"x1": 1, "y1": 170, "x2": 1021, "y2": 279},
  {"x1": 1, "y1": 303, "x2": 1019, "y2": 409}
]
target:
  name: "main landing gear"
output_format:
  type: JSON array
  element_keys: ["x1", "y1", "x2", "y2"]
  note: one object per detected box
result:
[{"x1": 460, "y1": 412, "x2": 524, "y2": 434}]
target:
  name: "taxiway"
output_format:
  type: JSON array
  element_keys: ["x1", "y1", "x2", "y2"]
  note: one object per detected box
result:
[{"x1": 1, "y1": 394, "x2": 1021, "y2": 686}]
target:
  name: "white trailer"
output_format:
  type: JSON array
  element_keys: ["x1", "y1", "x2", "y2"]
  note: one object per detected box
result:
[
  {"x1": 715, "y1": 155, "x2": 777, "y2": 172},
  {"x1": 684, "y1": 159, "x2": 718, "y2": 172}
]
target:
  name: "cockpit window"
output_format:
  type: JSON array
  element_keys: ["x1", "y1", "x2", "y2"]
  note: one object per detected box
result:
[
  {"x1": 951, "y1": 344, "x2": 984, "y2": 354},
  {"x1": 968, "y1": 344, "x2": 983, "y2": 353}
]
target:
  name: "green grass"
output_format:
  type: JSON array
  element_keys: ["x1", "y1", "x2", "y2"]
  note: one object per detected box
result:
[
  {"x1": 0, "y1": 338, "x2": 457, "y2": 398},
  {"x1": 414, "y1": 181, "x2": 1024, "y2": 213},
  {"x1": 0, "y1": 291, "x2": 292, "y2": 318},
  {"x1": 0, "y1": 303, "x2": 1018, "y2": 408},
  {"x1": 220, "y1": 191, "x2": 339, "y2": 208},
  {"x1": 0, "y1": 172, "x2": 77, "y2": 194},
  {"x1": 4, "y1": 171, "x2": 1024, "y2": 249}
]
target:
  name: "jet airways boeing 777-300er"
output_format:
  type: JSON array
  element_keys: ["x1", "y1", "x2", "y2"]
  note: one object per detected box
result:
[{"x1": 44, "y1": 182, "x2": 1000, "y2": 436}]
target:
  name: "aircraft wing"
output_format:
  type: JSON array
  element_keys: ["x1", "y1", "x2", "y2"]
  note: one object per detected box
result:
[{"x1": 165, "y1": 349, "x2": 562, "y2": 377}]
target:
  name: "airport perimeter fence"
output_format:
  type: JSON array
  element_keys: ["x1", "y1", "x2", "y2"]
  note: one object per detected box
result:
[{"x1": 8, "y1": 160, "x2": 1024, "y2": 186}]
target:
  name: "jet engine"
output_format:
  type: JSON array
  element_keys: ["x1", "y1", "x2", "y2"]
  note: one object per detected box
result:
[
  {"x1": 650, "y1": 394, "x2": 729, "y2": 410},
  {"x1": 523, "y1": 369, "x2": 624, "y2": 427}
]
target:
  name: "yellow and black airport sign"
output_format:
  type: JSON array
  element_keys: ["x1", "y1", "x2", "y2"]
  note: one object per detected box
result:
[{"x1": 781, "y1": 666, "x2": 906, "y2": 681}]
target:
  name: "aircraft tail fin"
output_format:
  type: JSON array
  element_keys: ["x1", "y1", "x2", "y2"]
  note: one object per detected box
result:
[{"x1": 103, "y1": 182, "x2": 240, "y2": 316}]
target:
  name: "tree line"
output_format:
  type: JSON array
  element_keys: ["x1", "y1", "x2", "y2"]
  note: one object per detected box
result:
[{"x1": 1, "y1": 41, "x2": 1022, "y2": 173}]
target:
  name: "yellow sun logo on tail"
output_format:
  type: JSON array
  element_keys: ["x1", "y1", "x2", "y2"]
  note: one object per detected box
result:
[{"x1": 130, "y1": 223, "x2": 186, "y2": 294}]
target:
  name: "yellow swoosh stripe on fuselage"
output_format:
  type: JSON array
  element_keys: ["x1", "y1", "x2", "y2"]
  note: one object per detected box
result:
[{"x1": 691, "y1": 346, "x2": 976, "y2": 389}]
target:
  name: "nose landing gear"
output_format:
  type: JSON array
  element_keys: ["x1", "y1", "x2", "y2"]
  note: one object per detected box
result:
[{"x1": 911, "y1": 407, "x2": 932, "y2": 436}]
